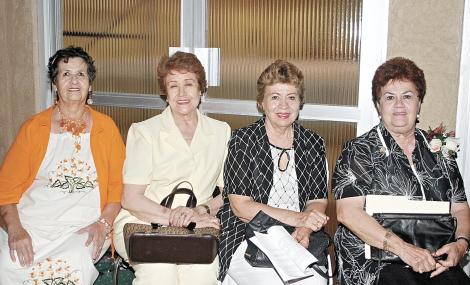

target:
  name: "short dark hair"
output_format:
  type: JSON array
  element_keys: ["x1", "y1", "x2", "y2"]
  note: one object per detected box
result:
[
  {"x1": 47, "y1": 46, "x2": 96, "y2": 87},
  {"x1": 157, "y1": 51, "x2": 207, "y2": 95},
  {"x1": 372, "y1": 57, "x2": 426, "y2": 107}
]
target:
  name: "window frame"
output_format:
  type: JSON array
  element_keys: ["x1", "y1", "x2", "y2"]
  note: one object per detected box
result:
[
  {"x1": 39, "y1": 0, "x2": 389, "y2": 133},
  {"x1": 456, "y1": 0, "x2": 470, "y2": 200}
]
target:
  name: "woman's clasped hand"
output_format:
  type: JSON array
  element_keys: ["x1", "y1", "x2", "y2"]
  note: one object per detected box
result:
[{"x1": 168, "y1": 206, "x2": 219, "y2": 228}]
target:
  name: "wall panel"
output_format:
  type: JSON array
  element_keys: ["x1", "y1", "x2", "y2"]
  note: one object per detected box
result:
[
  {"x1": 63, "y1": 0, "x2": 180, "y2": 95},
  {"x1": 208, "y1": 0, "x2": 362, "y2": 106}
]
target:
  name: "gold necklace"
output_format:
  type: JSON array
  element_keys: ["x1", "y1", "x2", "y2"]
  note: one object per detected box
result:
[
  {"x1": 57, "y1": 106, "x2": 87, "y2": 152},
  {"x1": 402, "y1": 137, "x2": 415, "y2": 153},
  {"x1": 407, "y1": 142, "x2": 415, "y2": 152}
]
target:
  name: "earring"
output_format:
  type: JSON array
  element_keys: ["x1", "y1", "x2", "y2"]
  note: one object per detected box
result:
[
  {"x1": 416, "y1": 114, "x2": 420, "y2": 123},
  {"x1": 87, "y1": 91, "x2": 93, "y2": 105},
  {"x1": 54, "y1": 91, "x2": 59, "y2": 104},
  {"x1": 378, "y1": 115, "x2": 382, "y2": 120}
]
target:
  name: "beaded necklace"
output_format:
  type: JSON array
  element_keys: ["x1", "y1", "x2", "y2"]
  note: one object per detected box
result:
[{"x1": 57, "y1": 106, "x2": 87, "y2": 152}]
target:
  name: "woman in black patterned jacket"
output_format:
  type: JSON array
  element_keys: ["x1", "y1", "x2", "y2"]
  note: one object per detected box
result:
[
  {"x1": 333, "y1": 57, "x2": 470, "y2": 285},
  {"x1": 218, "y1": 60, "x2": 329, "y2": 284}
]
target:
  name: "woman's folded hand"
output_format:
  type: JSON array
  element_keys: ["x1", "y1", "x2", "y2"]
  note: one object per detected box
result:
[
  {"x1": 292, "y1": 227, "x2": 313, "y2": 248},
  {"x1": 429, "y1": 241, "x2": 468, "y2": 277},
  {"x1": 296, "y1": 210, "x2": 329, "y2": 232},
  {"x1": 191, "y1": 213, "x2": 220, "y2": 229},
  {"x1": 169, "y1": 206, "x2": 220, "y2": 229},
  {"x1": 397, "y1": 242, "x2": 436, "y2": 274},
  {"x1": 169, "y1": 206, "x2": 196, "y2": 227}
]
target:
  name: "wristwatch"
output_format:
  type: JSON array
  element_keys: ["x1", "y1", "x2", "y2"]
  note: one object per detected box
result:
[
  {"x1": 456, "y1": 236, "x2": 470, "y2": 253},
  {"x1": 199, "y1": 204, "x2": 211, "y2": 214}
]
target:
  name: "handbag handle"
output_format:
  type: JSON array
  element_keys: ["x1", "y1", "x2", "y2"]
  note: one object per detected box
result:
[
  {"x1": 160, "y1": 181, "x2": 197, "y2": 209},
  {"x1": 150, "y1": 182, "x2": 197, "y2": 230}
]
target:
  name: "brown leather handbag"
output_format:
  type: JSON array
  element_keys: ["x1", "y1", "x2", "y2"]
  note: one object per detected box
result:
[{"x1": 123, "y1": 182, "x2": 219, "y2": 264}]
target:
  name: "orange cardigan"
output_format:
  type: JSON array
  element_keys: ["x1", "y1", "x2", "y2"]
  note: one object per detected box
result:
[{"x1": 0, "y1": 107, "x2": 125, "y2": 210}]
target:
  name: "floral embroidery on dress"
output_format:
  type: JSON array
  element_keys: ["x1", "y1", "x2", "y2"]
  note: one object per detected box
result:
[
  {"x1": 25, "y1": 257, "x2": 81, "y2": 285},
  {"x1": 48, "y1": 157, "x2": 97, "y2": 193}
]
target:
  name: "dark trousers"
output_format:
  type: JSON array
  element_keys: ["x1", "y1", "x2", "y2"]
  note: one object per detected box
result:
[{"x1": 378, "y1": 264, "x2": 470, "y2": 285}]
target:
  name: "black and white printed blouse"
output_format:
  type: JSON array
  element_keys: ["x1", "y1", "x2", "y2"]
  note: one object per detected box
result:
[
  {"x1": 332, "y1": 123, "x2": 466, "y2": 285},
  {"x1": 217, "y1": 118, "x2": 328, "y2": 281}
]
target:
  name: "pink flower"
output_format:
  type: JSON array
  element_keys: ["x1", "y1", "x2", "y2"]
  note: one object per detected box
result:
[
  {"x1": 427, "y1": 123, "x2": 460, "y2": 159},
  {"x1": 429, "y1": 138, "x2": 442, "y2": 153}
]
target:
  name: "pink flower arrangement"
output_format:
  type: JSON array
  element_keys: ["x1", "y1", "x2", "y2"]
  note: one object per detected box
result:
[{"x1": 426, "y1": 123, "x2": 459, "y2": 159}]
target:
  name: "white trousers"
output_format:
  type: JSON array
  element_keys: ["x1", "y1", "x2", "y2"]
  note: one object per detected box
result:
[
  {"x1": 222, "y1": 240, "x2": 328, "y2": 285},
  {"x1": 131, "y1": 259, "x2": 219, "y2": 285}
]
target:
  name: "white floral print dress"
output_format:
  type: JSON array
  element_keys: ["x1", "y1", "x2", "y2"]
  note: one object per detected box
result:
[{"x1": 0, "y1": 132, "x2": 108, "y2": 285}]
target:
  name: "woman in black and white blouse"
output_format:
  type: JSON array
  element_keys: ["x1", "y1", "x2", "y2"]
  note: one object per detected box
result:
[
  {"x1": 218, "y1": 60, "x2": 329, "y2": 284},
  {"x1": 333, "y1": 57, "x2": 470, "y2": 285}
]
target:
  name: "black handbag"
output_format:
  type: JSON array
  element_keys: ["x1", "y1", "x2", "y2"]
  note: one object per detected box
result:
[
  {"x1": 371, "y1": 213, "x2": 456, "y2": 263},
  {"x1": 244, "y1": 210, "x2": 330, "y2": 278},
  {"x1": 123, "y1": 181, "x2": 219, "y2": 264}
]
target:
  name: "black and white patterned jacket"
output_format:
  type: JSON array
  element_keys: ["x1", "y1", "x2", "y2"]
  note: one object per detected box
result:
[
  {"x1": 217, "y1": 117, "x2": 328, "y2": 281},
  {"x1": 333, "y1": 123, "x2": 466, "y2": 285}
]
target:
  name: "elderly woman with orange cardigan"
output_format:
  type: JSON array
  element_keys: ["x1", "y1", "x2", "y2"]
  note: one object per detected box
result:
[{"x1": 0, "y1": 46, "x2": 125, "y2": 285}]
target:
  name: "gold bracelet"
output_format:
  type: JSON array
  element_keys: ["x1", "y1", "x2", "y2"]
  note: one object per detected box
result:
[
  {"x1": 383, "y1": 230, "x2": 393, "y2": 252},
  {"x1": 199, "y1": 204, "x2": 210, "y2": 214},
  {"x1": 97, "y1": 218, "x2": 112, "y2": 238}
]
